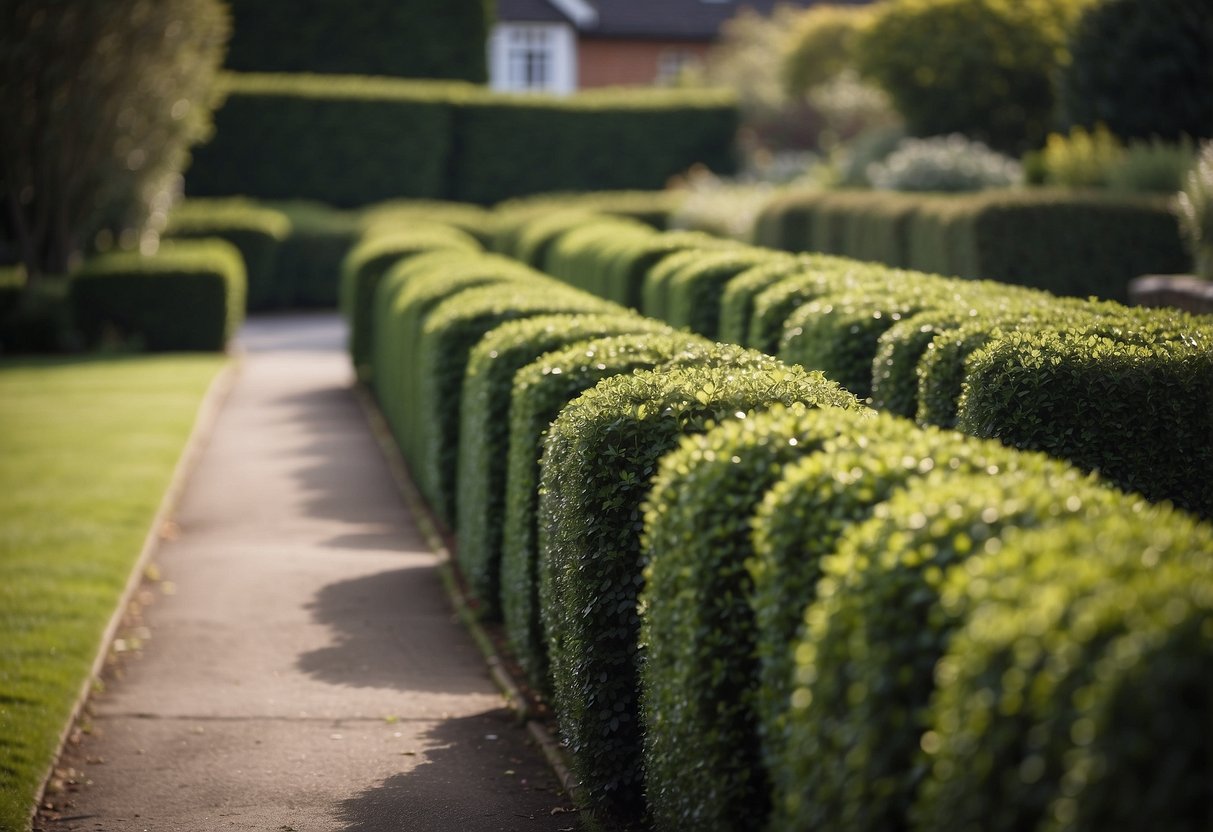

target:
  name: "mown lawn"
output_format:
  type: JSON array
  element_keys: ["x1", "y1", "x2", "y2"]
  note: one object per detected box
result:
[{"x1": 0, "y1": 354, "x2": 225, "y2": 831}]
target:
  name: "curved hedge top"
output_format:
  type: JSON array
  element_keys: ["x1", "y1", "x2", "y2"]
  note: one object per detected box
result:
[
  {"x1": 456, "y1": 311, "x2": 670, "y2": 617},
  {"x1": 538, "y1": 362, "x2": 863, "y2": 823},
  {"x1": 777, "y1": 467, "x2": 1131, "y2": 832},
  {"x1": 916, "y1": 507, "x2": 1213, "y2": 832}
]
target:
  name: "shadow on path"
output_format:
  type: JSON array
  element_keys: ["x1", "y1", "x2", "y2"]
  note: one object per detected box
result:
[
  {"x1": 296, "y1": 568, "x2": 490, "y2": 695},
  {"x1": 334, "y1": 710, "x2": 580, "y2": 832}
]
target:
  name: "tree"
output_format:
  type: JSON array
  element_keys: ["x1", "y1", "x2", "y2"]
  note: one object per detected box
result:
[
  {"x1": 856, "y1": 0, "x2": 1091, "y2": 154},
  {"x1": 0, "y1": 0, "x2": 230, "y2": 279},
  {"x1": 1060, "y1": 0, "x2": 1213, "y2": 143}
]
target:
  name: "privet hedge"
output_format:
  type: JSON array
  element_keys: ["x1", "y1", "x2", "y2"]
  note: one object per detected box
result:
[
  {"x1": 774, "y1": 470, "x2": 1131, "y2": 831},
  {"x1": 753, "y1": 188, "x2": 1188, "y2": 301},
  {"x1": 501, "y1": 331, "x2": 714, "y2": 691},
  {"x1": 187, "y1": 74, "x2": 738, "y2": 206},
  {"x1": 70, "y1": 240, "x2": 245, "y2": 351},
  {"x1": 341, "y1": 223, "x2": 482, "y2": 382},
  {"x1": 224, "y1": 0, "x2": 490, "y2": 82},
  {"x1": 163, "y1": 198, "x2": 291, "y2": 311},
  {"x1": 457, "y1": 313, "x2": 672, "y2": 619},
  {"x1": 538, "y1": 362, "x2": 862, "y2": 823}
]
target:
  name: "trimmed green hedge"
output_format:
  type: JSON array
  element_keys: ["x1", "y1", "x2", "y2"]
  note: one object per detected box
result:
[
  {"x1": 70, "y1": 240, "x2": 245, "y2": 351},
  {"x1": 341, "y1": 223, "x2": 482, "y2": 382},
  {"x1": 224, "y1": 0, "x2": 489, "y2": 81},
  {"x1": 264, "y1": 201, "x2": 362, "y2": 309},
  {"x1": 187, "y1": 75, "x2": 738, "y2": 207},
  {"x1": 774, "y1": 468, "x2": 1132, "y2": 831},
  {"x1": 414, "y1": 284, "x2": 624, "y2": 525},
  {"x1": 450, "y1": 89, "x2": 740, "y2": 205},
  {"x1": 916, "y1": 509, "x2": 1213, "y2": 832},
  {"x1": 538, "y1": 362, "x2": 863, "y2": 823},
  {"x1": 501, "y1": 331, "x2": 714, "y2": 691},
  {"x1": 957, "y1": 323, "x2": 1213, "y2": 516},
  {"x1": 753, "y1": 189, "x2": 1188, "y2": 300},
  {"x1": 163, "y1": 198, "x2": 291, "y2": 311},
  {"x1": 665, "y1": 248, "x2": 788, "y2": 339},
  {"x1": 457, "y1": 313, "x2": 672, "y2": 619},
  {"x1": 746, "y1": 262, "x2": 882, "y2": 355},
  {"x1": 640, "y1": 404, "x2": 873, "y2": 831},
  {"x1": 490, "y1": 191, "x2": 682, "y2": 258},
  {"x1": 188, "y1": 73, "x2": 468, "y2": 207},
  {"x1": 540, "y1": 218, "x2": 658, "y2": 297},
  {"x1": 718, "y1": 255, "x2": 843, "y2": 347},
  {"x1": 373, "y1": 252, "x2": 536, "y2": 464}
]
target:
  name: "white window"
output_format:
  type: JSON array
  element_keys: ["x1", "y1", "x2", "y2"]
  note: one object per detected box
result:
[{"x1": 489, "y1": 24, "x2": 577, "y2": 94}]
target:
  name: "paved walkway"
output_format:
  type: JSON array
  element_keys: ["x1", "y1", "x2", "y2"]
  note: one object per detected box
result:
[{"x1": 39, "y1": 315, "x2": 577, "y2": 832}]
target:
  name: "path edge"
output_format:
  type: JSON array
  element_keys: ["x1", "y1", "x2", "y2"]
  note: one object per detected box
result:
[
  {"x1": 351, "y1": 383, "x2": 584, "y2": 807},
  {"x1": 30, "y1": 353, "x2": 241, "y2": 829}
]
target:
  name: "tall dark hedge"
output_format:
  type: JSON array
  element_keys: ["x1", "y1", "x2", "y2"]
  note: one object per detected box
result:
[
  {"x1": 224, "y1": 0, "x2": 490, "y2": 82},
  {"x1": 1060, "y1": 0, "x2": 1213, "y2": 142}
]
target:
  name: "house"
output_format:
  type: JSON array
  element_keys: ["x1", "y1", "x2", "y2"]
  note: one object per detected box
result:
[{"x1": 489, "y1": 0, "x2": 835, "y2": 94}]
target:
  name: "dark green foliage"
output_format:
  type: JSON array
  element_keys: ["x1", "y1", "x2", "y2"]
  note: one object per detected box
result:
[
  {"x1": 640, "y1": 248, "x2": 710, "y2": 321},
  {"x1": 0, "y1": 266, "x2": 66, "y2": 353},
  {"x1": 450, "y1": 89, "x2": 740, "y2": 205},
  {"x1": 956, "y1": 322, "x2": 1213, "y2": 516},
  {"x1": 746, "y1": 262, "x2": 882, "y2": 355},
  {"x1": 163, "y1": 199, "x2": 291, "y2": 311},
  {"x1": 750, "y1": 415, "x2": 999, "y2": 776},
  {"x1": 665, "y1": 249, "x2": 786, "y2": 339},
  {"x1": 70, "y1": 240, "x2": 245, "y2": 351},
  {"x1": 541, "y1": 218, "x2": 657, "y2": 299},
  {"x1": 1060, "y1": 0, "x2": 1213, "y2": 142},
  {"x1": 501, "y1": 332, "x2": 725, "y2": 691},
  {"x1": 717, "y1": 257, "x2": 821, "y2": 347},
  {"x1": 778, "y1": 280, "x2": 959, "y2": 400},
  {"x1": 601, "y1": 231, "x2": 730, "y2": 309},
  {"x1": 490, "y1": 191, "x2": 682, "y2": 258},
  {"x1": 639, "y1": 404, "x2": 874, "y2": 832},
  {"x1": 774, "y1": 468, "x2": 1127, "y2": 831},
  {"x1": 751, "y1": 188, "x2": 831, "y2": 253},
  {"x1": 341, "y1": 223, "x2": 482, "y2": 382},
  {"x1": 224, "y1": 0, "x2": 489, "y2": 81},
  {"x1": 187, "y1": 73, "x2": 469, "y2": 207},
  {"x1": 415, "y1": 284, "x2": 622, "y2": 525},
  {"x1": 2, "y1": 0, "x2": 229, "y2": 277},
  {"x1": 751, "y1": 189, "x2": 1189, "y2": 300},
  {"x1": 265, "y1": 201, "x2": 362, "y2": 309},
  {"x1": 374, "y1": 252, "x2": 536, "y2": 467},
  {"x1": 511, "y1": 212, "x2": 612, "y2": 271},
  {"x1": 915, "y1": 510, "x2": 1213, "y2": 832},
  {"x1": 456, "y1": 313, "x2": 672, "y2": 618},
  {"x1": 538, "y1": 362, "x2": 862, "y2": 823},
  {"x1": 871, "y1": 308, "x2": 978, "y2": 416},
  {"x1": 855, "y1": 0, "x2": 1080, "y2": 154}
]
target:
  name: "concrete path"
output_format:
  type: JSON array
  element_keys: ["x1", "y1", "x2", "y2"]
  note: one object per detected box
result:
[{"x1": 37, "y1": 314, "x2": 578, "y2": 832}]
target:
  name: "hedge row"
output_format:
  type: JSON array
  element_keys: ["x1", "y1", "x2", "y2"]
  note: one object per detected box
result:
[
  {"x1": 515, "y1": 211, "x2": 1213, "y2": 517},
  {"x1": 69, "y1": 239, "x2": 245, "y2": 351},
  {"x1": 751, "y1": 188, "x2": 1188, "y2": 301},
  {"x1": 223, "y1": 0, "x2": 489, "y2": 82},
  {"x1": 358, "y1": 222, "x2": 1213, "y2": 831},
  {"x1": 186, "y1": 73, "x2": 738, "y2": 207}
]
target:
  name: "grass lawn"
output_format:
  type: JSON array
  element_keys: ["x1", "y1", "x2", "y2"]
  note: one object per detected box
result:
[{"x1": 0, "y1": 354, "x2": 225, "y2": 831}]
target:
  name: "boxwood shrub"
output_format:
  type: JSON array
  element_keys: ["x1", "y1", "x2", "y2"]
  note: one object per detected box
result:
[
  {"x1": 640, "y1": 248, "x2": 713, "y2": 321},
  {"x1": 341, "y1": 223, "x2": 482, "y2": 381},
  {"x1": 500, "y1": 331, "x2": 715, "y2": 691},
  {"x1": 717, "y1": 255, "x2": 847, "y2": 348},
  {"x1": 540, "y1": 216, "x2": 656, "y2": 295},
  {"x1": 489, "y1": 191, "x2": 680, "y2": 259},
  {"x1": 956, "y1": 322, "x2": 1213, "y2": 516},
  {"x1": 639, "y1": 404, "x2": 877, "y2": 832},
  {"x1": 746, "y1": 263, "x2": 882, "y2": 355},
  {"x1": 538, "y1": 362, "x2": 862, "y2": 823},
  {"x1": 187, "y1": 73, "x2": 468, "y2": 206},
  {"x1": 449, "y1": 88, "x2": 740, "y2": 205},
  {"x1": 665, "y1": 248, "x2": 788, "y2": 339},
  {"x1": 604, "y1": 231, "x2": 736, "y2": 309},
  {"x1": 70, "y1": 240, "x2": 245, "y2": 351},
  {"x1": 915, "y1": 508, "x2": 1213, "y2": 832},
  {"x1": 774, "y1": 468, "x2": 1131, "y2": 832},
  {"x1": 267, "y1": 200, "x2": 362, "y2": 309},
  {"x1": 412, "y1": 283, "x2": 622, "y2": 525},
  {"x1": 456, "y1": 312, "x2": 671, "y2": 618},
  {"x1": 163, "y1": 198, "x2": 291, "y2": 311},
  {"x1": 371, "y1": 250, "x2": 525, "y2": 447}
]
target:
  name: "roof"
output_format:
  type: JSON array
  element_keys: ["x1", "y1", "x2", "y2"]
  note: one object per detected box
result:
[{"x1": 497, "y1": 0, "x2": 869, "y2": 41}]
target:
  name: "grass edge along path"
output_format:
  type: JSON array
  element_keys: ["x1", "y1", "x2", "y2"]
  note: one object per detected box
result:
[{"x1": 0, "y1": 354, "x2": 230, "y2": 832}]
